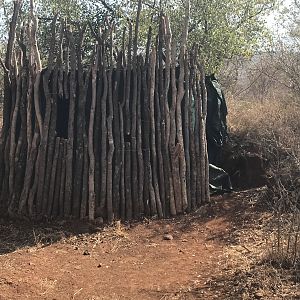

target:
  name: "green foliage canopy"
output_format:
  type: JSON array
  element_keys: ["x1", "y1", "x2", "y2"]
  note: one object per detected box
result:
[
  {"x1": 0, "y1": 0, "x2": 277, "y2": 72},
  {"x1": 121, "y1": 0, "x2": 277, "y2": 72}
]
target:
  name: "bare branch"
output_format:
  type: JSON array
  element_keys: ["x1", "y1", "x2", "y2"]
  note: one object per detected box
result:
[
  {"x1": 99, "y1": 0, "x2": 115, "y2": 14},
  {"x1": 0, "y1": 56, "x2": 9, "y2": 74}
]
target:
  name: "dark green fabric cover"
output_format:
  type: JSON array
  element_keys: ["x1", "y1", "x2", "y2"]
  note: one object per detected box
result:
[{"x1": 206, "y1": 74, "x2": 228, "y2": 166}]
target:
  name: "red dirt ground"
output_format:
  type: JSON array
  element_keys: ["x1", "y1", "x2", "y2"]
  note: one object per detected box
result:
[{"x1": 0, "y1": 190, "x2": 297, "y2": 300}]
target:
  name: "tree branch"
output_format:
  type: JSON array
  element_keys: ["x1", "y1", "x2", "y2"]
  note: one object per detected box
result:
[
  {"x1": 0, "y1": 57, "x2": 9, "y2": 74},
  {"x1": 99, "y1": 0, "x2": 115, "y2": 14}
]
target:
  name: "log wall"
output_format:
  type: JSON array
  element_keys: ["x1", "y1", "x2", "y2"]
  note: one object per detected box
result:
[{"x1": 0, "y1": 0, "x2": 210, "y2": 221}]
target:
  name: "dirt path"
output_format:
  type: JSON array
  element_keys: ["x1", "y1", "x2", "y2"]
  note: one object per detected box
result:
[{"x1": 0, "y1": 189, "x2": 296, "y2": 300}]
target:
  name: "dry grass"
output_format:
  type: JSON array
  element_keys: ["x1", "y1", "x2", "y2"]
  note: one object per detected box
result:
[
  {"x1": 209, "y1": 189, "x2": 299, "y2": 300},
  {"x1": 225, "y1": 95, "x2": 300, "y2": 297},
  {"x1": 227, "y1": 97, "x2": 300, "y2": 156}
]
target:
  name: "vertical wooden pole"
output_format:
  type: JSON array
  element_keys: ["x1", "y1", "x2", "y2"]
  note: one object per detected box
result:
[
  {"x1": 112, "y1": 53, "x2": 122, "y2": 219},
  {"x1": 199, "y1": 63, "x2": 210, "y2": 204},
  {"x1": 88, "y1": 42, "x2": 99, "y2": 221},
  {"x1": 142, "y1": 27, "x2": 154, "y2": 216},
  {"x1": 149, "y1": 47, "x2": 163, "y2": 217},
  {"x1": 47, "y1": 137, "x2": 61, "y2": 215},
  {"x1": 52, "y1": 140, "x2": 64, "y2": 217},
  {"x1": 119, "y1": 27, "x2": 127, "y2": 220},
  {"x1": 99, "y1": 34, "x2": 108, "y2": 215},
  {"x1": 136, "y1": 56, "x2": 144, "y2": 215},
  {"x1": 64, "y1": 29, "x2": 76, "y2": 217},
  {"x1": 176, "y1": 0, "x2": 190, "y2": 211},
  {"x1": 156, "y1": 34, "x2": 166, "y2": 215},
  {"x1": 59, "y1": 141, "x2": 67, "y2": 218},
  {"x1": 189, "y1": 48, "x2": 197, "y2": 210},
  {"x1": 162, "y1": 16, "x2": 176, "y2": 216},
  {"x1": 125, "y1": 23, "x2": 133, "y2": 220},
  {"x1": 184, "y1": 58, "x2": 191, "y2": 211},
  {"x1": 106, "y1": 26, "x2": 115, "y2": 223},
  {"x1": 170, "y1": 39, "x2": 182, "y2": 213},
  {"x1": 73, "y1": 25, "x2": 89, "y2": 218},
  {"x1": 8, "y1": 50, "x2": 21, "y2": 202}
]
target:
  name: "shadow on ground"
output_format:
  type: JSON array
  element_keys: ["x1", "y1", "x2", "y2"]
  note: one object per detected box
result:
[
  {"x1": 0, "y1": 187, "x2": 268, "y2": 256},
  {"x1": 0, "y1": 218, "x2": 103, "y2": 255}
]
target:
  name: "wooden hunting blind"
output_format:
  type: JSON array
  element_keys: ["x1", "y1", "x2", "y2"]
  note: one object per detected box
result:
[{"x1": 0, "y1": 0, "x2": 210, "y2": 222}]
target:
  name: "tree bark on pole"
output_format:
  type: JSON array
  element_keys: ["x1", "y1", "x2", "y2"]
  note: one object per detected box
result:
[
  {"x1": 189, "y1": 50, "x2": 197, "y2": 210},
  {"x1": 125, "y1": 23, "x2": 133, "y2": 220},
  {"x1": 47, "y1": 138, "x2": 61, "y2": 215},
  {"x1": 45, "y1": 66, "x2": 59, "y2": 215},
  {"x1": 156, "y1": 34, "x2": 166, "y2": 215},
  {"x1": 81, "y1": 140, "x2": 89, "y2": 218},
  {"x1": 184, "y1": 59, "x2": 191, "y2": 212},
  {"x1": 142, "y1": 27, "x2": 154, "y2": 216},
  {"x1": 31, "y1": 0, "x2": 43, "y2": 138},
  {"x1": 198, "y1": 63, "x2": 210, "y2": 204},
  {"x1": 26, "y1": 24, "x2": 34, "y2": 159},
  {"x1": 73, "y1": 25, "x2": 89, "y2": 218},
  {"x1": 170, "y1": 39, "x2": 182, "y2": 213},
  {"x1": 131, "y1": 0, "x2": 142, "y2": 218},
  {"x1": 8, "y1": 53, "x2": 21, "y2": 203},
  {"x1": 22, "y1": 1, "x2": 44, "y2": 217},
  {"x1": 176, "y1": 0, "x2": 190, "y2": 211},
  {"x1": 64, "y1": 29, "x2": 76, "y2": 217},
  {"x1": 136, "y1": 56, "x2": 144, "y2": 215},
  {"x1": 0, "y1": 0, "x2": 22, "y2": 210},
  {"x1": 106, "y1": 27, "x2": 115, "y2": 223},
  {"x1": 112, "y1": 53, "x2": 122, "y2": 219},
  {"x1": 162, "y1": 16, "x2": 176, "y2": 216},
  {"x1": 13, "y1": 39, "x2": 29, "y2": 212},
  {"x1": 52, "y1": 139, "x2": 64, "y2": 217},
  {"x1": 99, "y1": 36, "x2": 108, "y2": 215},
  {"x1": 59, "y1": 141, "x2": 67, "y2": 218},
  {"x1": 149, "y1": 47, "x2": 163, "y2": 217},
  {"x1": 18, "y1": 129, "x2": 40, "y2": 215},
  {"x1": 38, "y1": 16, "x2": 58, "y2": 215},
  {"x1": 95, "y1": 44, "x2": 103, "y2": 214},
  {"x1": 193, "y1": 72, "x2": 202, "y2": 207},
  {"x1": 0, "y1": 0, "x2": 22, "y2": 150},
  {"x1": 88, "y1": 42, "x2": 99, "y2": 221},
  {"x1": 119, "y1": 27, "x2": 127, "y2": 220}
]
